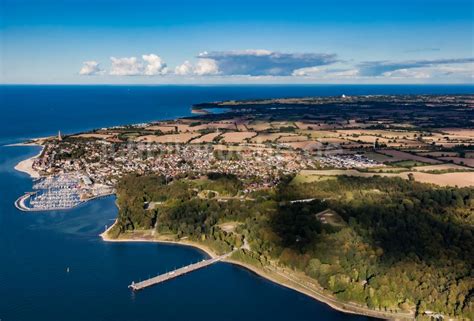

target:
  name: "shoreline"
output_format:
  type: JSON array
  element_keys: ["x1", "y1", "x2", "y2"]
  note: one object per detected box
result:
[
  {"x1": 100, "y1": 222, "x2": 412, "y2": 320},
  {"x1": 12, "y1": 143, "x2": 44, "y2": 179},
  {"x1": 100, "y1": 221, "x2": 218, "y2": 259}
]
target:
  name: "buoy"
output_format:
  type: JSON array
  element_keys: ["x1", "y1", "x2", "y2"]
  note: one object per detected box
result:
[{"x1": 66, "y1": 267, "x2": 70, "y2": 273}]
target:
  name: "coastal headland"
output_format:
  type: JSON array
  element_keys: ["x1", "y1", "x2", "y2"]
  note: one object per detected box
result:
[{"x1": 13, "y1": 94, "x2": 474, "y2": 320}]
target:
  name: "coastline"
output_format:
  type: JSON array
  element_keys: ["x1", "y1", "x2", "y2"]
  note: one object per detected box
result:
[
  {"x1": 100, "y1": 221, "x2": 218, "y2": 259},
  {"x1": 12, "y1": 143, "x2": 44, "y2": 179},
  {"x1": 8, "y1": 138, "x2": 417, "y2": 320},
  {"x1": 100, "y1": 221, "x2": 412, "y2": 320}
]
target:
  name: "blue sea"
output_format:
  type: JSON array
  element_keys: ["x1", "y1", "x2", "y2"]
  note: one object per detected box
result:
[{"x1": 0, "y1": 85, "x2": 472, "y2": 321}]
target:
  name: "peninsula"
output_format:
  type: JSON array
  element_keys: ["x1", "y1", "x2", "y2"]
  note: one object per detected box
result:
[{"x1": 16, "y1": 95, "x2": 474, "y2": 320}]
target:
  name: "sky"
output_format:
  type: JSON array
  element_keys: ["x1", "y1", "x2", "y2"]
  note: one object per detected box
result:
[{"x1": 1, "y1": 0, "x2": 473, "y2": 84}]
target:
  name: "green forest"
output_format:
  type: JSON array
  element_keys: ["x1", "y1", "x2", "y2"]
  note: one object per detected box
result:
[{"x1": 109, "y1": 173, "x2": 473, "y2": 319}]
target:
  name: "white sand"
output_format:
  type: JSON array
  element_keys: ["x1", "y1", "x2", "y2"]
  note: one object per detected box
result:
[{"x1": 13, "y1": 144, "x2": 44, "y2": 179}]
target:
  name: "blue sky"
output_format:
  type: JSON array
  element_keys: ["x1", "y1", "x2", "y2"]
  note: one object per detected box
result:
[{"x1": 1, "y1": 0, "x2": 473, "y2": 84}]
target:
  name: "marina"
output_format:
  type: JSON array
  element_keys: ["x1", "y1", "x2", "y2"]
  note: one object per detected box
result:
[{"x1": 15, "y1": 173, "x2": 114, "y2": 212}]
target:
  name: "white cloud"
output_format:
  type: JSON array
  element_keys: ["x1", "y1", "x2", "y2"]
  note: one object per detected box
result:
[
  {"x1": 194, "y1": 59, "x2": 219, "y2": 75},
  {"x1": 79, "y1": 61, "x2": 103, "y2": 75},
  {"x1": 174, "y1": 60, "x2": 194, "y2": 75},
  {"x1": 110, "y1": 57, "x2": 142, "y2": 76},
  {"x1": 109, "y1": 54, "x2": 167, "y2": 76},
  {"x1": 142, "y1": 54, "x2": 167, "y2": 75},
  {"x1": 175, "y1": 58, "x2": 219, "y2": 76},
  {"x1": 292, "y1": 66, "x2": 321, "y2": 77}
]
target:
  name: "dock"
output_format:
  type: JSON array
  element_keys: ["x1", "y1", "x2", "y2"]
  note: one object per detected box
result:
[{"x1": 129, "y1": 252, "x2": 232, "y2": 291}]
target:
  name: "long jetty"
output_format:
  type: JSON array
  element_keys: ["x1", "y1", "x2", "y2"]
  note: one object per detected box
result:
[{"x1": 129, "y1": 251, "x2": 233, "y2": 291}]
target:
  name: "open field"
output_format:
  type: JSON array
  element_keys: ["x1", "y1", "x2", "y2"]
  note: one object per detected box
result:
[
  {"x1": 300, "y1": 130, "x2": 339, "y2": 138},
  {"x1": 298, "y1": 169, "x2": 474, "y2": 187},
  {"x1": 295, "y1": 122, "x2": 339, "y2": 130},
  {"x1": 390, "y1": 160, "x2": 431, "y2": 167},
  {"x1": 412, "y1": 172, "x2": 474, "y2": 187},
  {"x1": 281, "y1": 140, "x2": 323, "y2": 150},
  {"x1": 212, "y1": 144, "x2": 271, "y2": 153},
  {"x1": 365, "y1": 166, "x2": 408, "y2": 173},
  {"x1": 246, "y1": 121, "x2": 272, "y2": 131},
  {"x1": 422, "y1": 129, "x2": 474, "y2": 146},
  {"x1": 174, "y1": 124, "x2": 193, "y2": 132},
  {"x1": 346, "y1": 135, "x2": 391, "y2": 144},
  {"x1": 71, "y1": 133, "x2": 114, "y2": 139},
  {"x1": 189, "y1": 132, "x2": 221, "y2": 143},
  {"x1": 335, "y1": 129, "x2": 419, "y2": 139},
  {"x1": 416, "y1": 151, "x2": 459, "y2": 157},
  {"x1": 136, "y1": 133, "x2": 200, "y2": 143},
  {"x1": 379, "y1": 150, "x2": 442, "y2": 164},
  {"x1": 236, "y1": 123, "x2": 248, "y2": 131},
  {"x1": 317, "y1": 137, "x2": 349, "y2": 145},
  {"x1": 220, "y1": 131, "x2": 257, "y2": 143},
  {"x1": 250, "y1": 133, "x2": 287, "y2": 143},
  {"x1": 386, "y1": 140, "x2": 427, "y2": 148},
  {"x1": 440, "y1": 128, "x2": 474, "y2": 139},
  {"x1": 439, "y1": 157, "x2": 474, "y2": 167},
  {"x1": 192, "y1": 121, "x2": 237, "y2": 131},
  {"x1": 146, "y1": 125, "x2": 177, "y2": 133},
  {"x1": 270, "y1": 121, "x2": 296, "y2": 129},
  {"x1": 363, "y1": 151, "x2": 395, "y2": 163},
  {"x1": 277, "y1": 135, "x2": 309, "y2": 143},
  {"x1": 411, "y1": 163, "x2": 473, "y2": 172}
]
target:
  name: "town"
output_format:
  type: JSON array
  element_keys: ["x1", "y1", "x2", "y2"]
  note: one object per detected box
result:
[{"x1": 19, "y1": 94, "x2": 473, "y2": 211}]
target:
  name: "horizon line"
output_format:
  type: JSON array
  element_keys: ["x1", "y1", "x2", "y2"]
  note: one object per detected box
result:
[{"x1": 1, "y1": 83, "x2": 474, "y2": 86}]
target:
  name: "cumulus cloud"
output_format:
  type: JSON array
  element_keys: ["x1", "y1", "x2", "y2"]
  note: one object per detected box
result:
[
  {"x1": 175, "y1": 60, "x2": 194, "y2": 75},
  {"x1": 358, "y1": 58, "x2": 474, "y2": 77},
  {"x1": 175, "y1": 58, "x2": 219, "y2": 76},
  {"x1": 109, "y1": 57, "x2": 142, "y2": 76},
  {"x1": 194, "y1": 59, "x2": 219, "y2": 75},
  {"x1": 197, "y1": 50, "x2": 337, "y2": 76},
  {"x1": 79, "y1": 61, "x2": 103, "y2": 75},
  {"x1": 142, "y1": 54, "x2": 167, "y2": 75},
  {"x1": 109, "y1": 54, "x2": 167, "y2": 76}
]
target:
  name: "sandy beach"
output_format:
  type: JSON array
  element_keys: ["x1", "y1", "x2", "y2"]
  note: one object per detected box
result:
[{"x1": 12, "y1": 143, "x2": 44, "y2": 179}]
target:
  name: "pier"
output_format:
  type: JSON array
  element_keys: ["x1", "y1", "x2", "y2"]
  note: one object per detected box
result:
[{"x1": 129, "y1": 252, "x2": 233, "y2": 291}]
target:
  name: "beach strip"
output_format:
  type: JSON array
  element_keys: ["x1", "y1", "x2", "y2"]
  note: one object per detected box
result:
[{"x1": 12, "y1": 144, "x2": 44, "y2": 179}]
